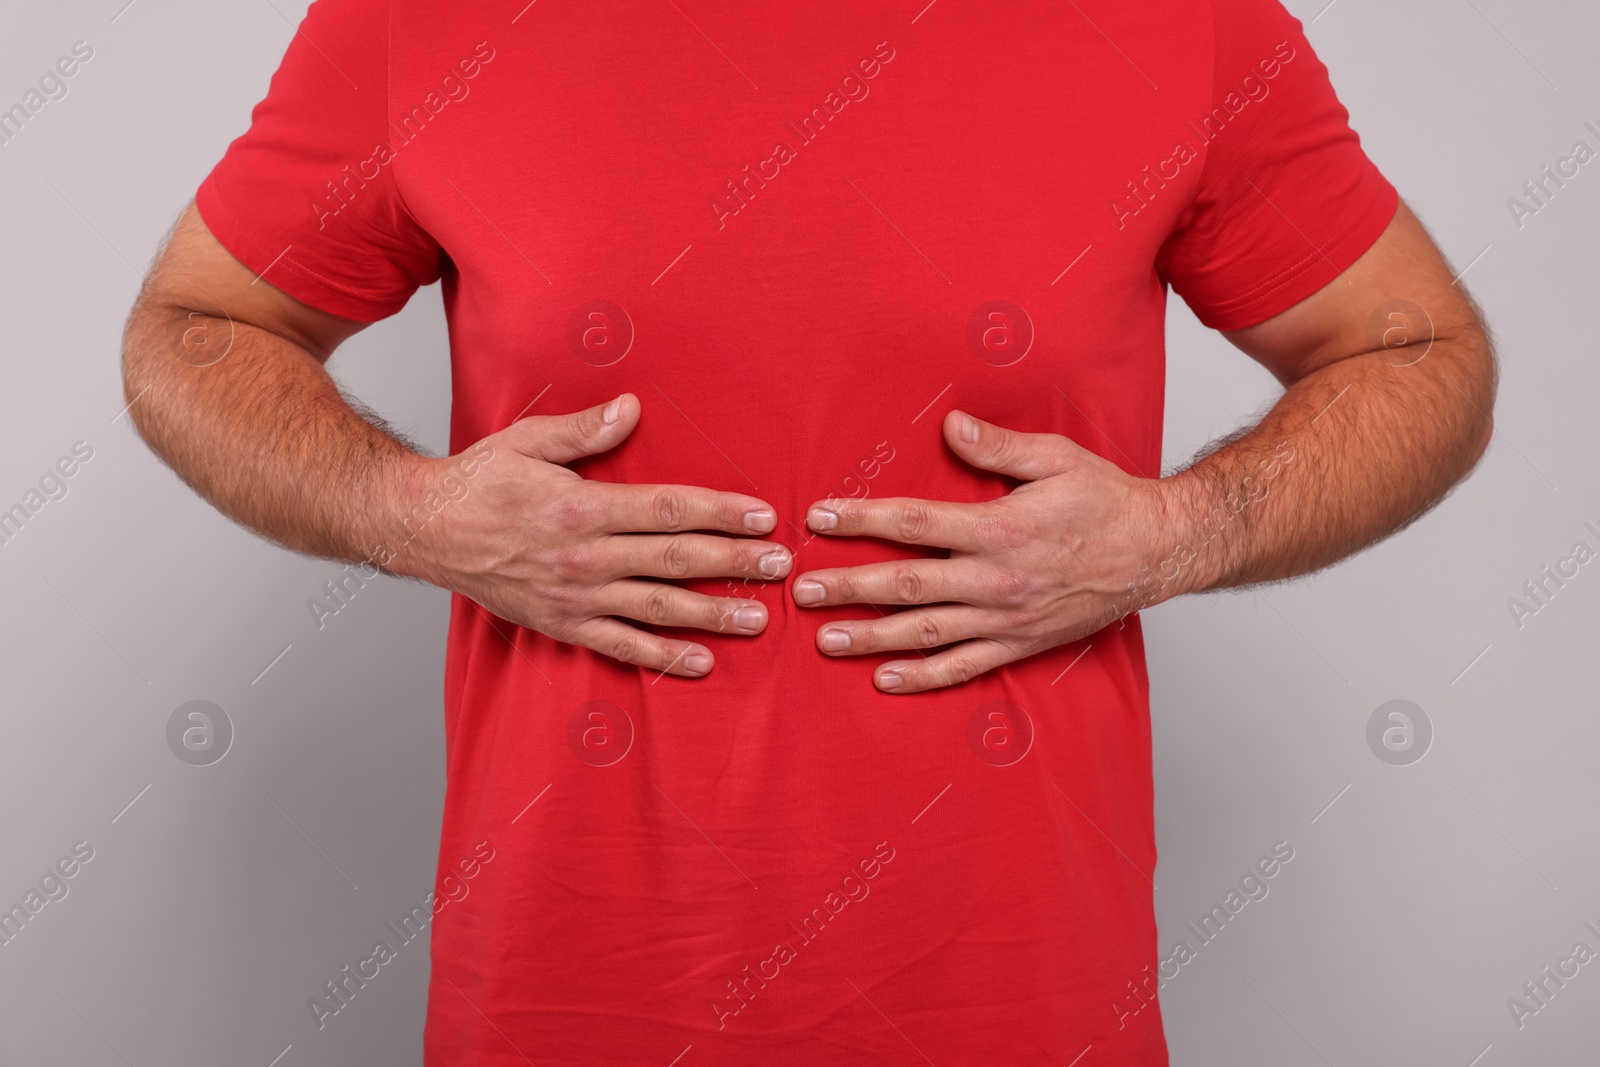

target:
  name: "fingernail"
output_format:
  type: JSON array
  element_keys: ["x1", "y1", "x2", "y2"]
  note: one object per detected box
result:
[
  {"x1": 876, "y1": 668, "x2": 904, "y2": 690},
  {"x1": 958, "y1": 412, "x2": 980, "y2": 444},
  {"x1": 793, "y1": 579, "x2": 825, "y2": 605},
  {"x1": 734, "y1": 605, "x2": 766, "y2": 632},
  {"x1": 602, "y1": 396, "x2": 622, "y2": 424},
  {"x1": 820, "y1": 627, "x2": 851, "y2": 652},
  {"x1": 744, "y1": 508, "x2": 776, "y2": 533},
  {"x1": 758, "y1": 549, "x2": 791, "y2": 578},
  {"x1": 808, "y1": 507, "x2": 838, "y2": 531},
  {"x1": 684, "y1": 650, "x2": 712, "y2": 674}
]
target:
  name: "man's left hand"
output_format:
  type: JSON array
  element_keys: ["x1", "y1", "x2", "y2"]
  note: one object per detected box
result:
[{"x1": 793, "y1": 410, "x2": 1171, "y2": 693}]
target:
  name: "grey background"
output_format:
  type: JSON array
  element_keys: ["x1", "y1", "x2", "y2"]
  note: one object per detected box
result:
[{"x1": 1, "y1": 0, "x2": 1596, "y2": 1064}]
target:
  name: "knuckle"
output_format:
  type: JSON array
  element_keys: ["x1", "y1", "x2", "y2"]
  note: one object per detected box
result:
[
  {"x1": 642, "y1": 585, "x2": 675, "y2": 624},
  {"x1": 714, "y1": 496, "x2": 743, "y2": 532},
  {"x1": 990, "y1": 569, "x2": 1033, "y2": 607},
  {"x1": 913, "y1": 616, "x2": 944, "y2": 649},
  {"x1": 548, "y1": 494, "x2": 597, "y2": 533},
  {"x1": 546, "y1": 545, "x2": 592, "y2": 583},
  {"x1": 895, "y1": 504, "x2": 932, "y2": 542},
  {"x1": 986, "y1": 435, "x2": 1019, "y2": 469},
  {"x1": 894, "y1": 566, "x2": 925, "y2": 603},
  {"x1": 506, "y1": 417, "x2": 543, "y2": 455},
  {"x1": 652, "y1": 489, "x2": 689, "y2": 531},
  {"x1": 659, "y1": 537, "x2": 694, "y2": 578},
  {"x1": 572, "y1": 406, "x2": 601, "y2": 442},
  {"x1": 937, "y1": 653, "x2": 977, "y2": 685},
  {"x1": 608, "y1": 632, "x2": 644, "y2": 665}
]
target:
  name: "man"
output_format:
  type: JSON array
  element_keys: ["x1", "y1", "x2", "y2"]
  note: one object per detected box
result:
[{"x1": 122, "y1": 0, "x2": 1493, "y2": 1062}]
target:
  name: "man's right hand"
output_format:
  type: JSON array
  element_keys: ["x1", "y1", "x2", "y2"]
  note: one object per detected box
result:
[{"x1": 391, "y1": 393, "x2": 790, "y2": 677}]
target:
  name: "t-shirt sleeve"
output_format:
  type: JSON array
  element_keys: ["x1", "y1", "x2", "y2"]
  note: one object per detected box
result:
[
  {"x1": 195, "y1": 0, "x2": 441, "y2": 323},
  {"x1": 1156, "y1": 0, "x2": 1398, "y2": 332}
]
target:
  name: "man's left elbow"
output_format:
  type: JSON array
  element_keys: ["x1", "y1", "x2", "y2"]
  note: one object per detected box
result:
[{"x1": 1454, "y1": 324, "x2": 1498, "y2": 471}]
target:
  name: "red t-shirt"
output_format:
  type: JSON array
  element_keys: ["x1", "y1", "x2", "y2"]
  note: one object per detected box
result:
[{"x1": 198, "y1": 1, "x2": 1395, "y2": 1062}]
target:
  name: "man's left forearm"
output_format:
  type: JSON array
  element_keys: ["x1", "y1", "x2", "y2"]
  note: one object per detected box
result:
[{"x1": 1138, "y1": 324, "x2": 1496, "y2": 611}]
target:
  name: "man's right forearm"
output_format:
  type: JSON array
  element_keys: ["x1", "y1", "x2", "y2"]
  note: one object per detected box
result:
[{"x1": 121, "y1": 297, "x2": 431, "y2": 571}]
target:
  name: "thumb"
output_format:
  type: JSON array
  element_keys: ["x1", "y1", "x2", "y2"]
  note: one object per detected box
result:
[
  {"x1": 942, "y1": 409, "x2": 1081, "y2": 481},
  {"x1": 509, "y1": 393, "x2": 640, "y2": 464}
]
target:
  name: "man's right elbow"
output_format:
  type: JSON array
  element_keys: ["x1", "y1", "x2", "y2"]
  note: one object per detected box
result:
[{"x1": 118, "y1": 301, "x2": 175, "y2": 442}]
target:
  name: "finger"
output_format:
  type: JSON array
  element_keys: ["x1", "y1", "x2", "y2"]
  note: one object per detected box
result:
[
  {"x1": 792, "y1": 558, "x2": 981, "y2": 608},
  {"x1": 875, "y1": 639, "x2": 1023, "y2": 694},
  {"x1": 813, "y1": 606, "x2": 991, "y2": 657},
  {"x1": 943, "y1": 408, "x2": 1083, "y2": 481},
  {"x1": 508, "y1": 393, "x2": 640, "y2": 465},
  {"x1": 609, "y1": 534, "x2": 793, "y2": 582},
  {"x1": 590, "y1": 482, "x2": 777, "y2": 535},
  {"x1": 804, "y1": 496, "x2": 983, "y2": 550},
  {"x1": 568, "y1": 616, "x2": 715, "y2": 677},
  {"x1": 598, "y1": 580, "x2": 769, "y2": 635}
]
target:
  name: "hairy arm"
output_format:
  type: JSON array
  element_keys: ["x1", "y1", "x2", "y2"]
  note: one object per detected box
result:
[
  {"x1": 122, "y1": 204, "x2": 410, "y2": 562},
  {"x1": 1145, "y1": 200, "x2": 1496, "y2": 605}
]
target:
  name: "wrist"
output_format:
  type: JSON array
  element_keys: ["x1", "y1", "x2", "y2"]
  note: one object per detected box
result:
[
  {"x1": 1118, "y1": 472, "x2": 1227, "y2": 614},
  {"x1": 1159, "y1": 467, "x2": 1253, "y2": 597},
  {"x1": 358, "y1": 450, "x2": 459, "y2": 584}
]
